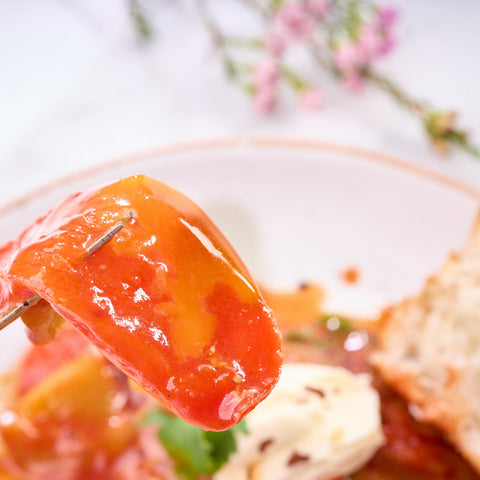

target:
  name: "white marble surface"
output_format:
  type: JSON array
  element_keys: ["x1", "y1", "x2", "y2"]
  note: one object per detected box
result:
[{"x1": 1, "y1": 0, "x2": 480, "y2": 207}]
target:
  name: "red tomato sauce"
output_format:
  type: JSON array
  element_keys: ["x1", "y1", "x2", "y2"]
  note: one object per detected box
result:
[
  {"x1": 0, "y1": 188, "x2": 478, "y2": 480},
  {"x1": 273, "y1": 284, "x2": 480, "y2": 480},
  {"x1": 4, "y1": 285, "x2": 477, "y2": 480}
]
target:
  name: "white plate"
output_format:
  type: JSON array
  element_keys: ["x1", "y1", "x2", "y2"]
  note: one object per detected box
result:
[{"x1": 0, "y1": 138, "x2": 479, "y2": 369}]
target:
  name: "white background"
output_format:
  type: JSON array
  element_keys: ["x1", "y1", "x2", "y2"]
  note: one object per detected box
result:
[{"x1": 1, "y1": 0, "x2": 480, "y2": 206}]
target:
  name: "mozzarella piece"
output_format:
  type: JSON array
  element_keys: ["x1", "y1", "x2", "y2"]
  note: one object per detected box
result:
[{"x1": 214, "y1": 363, "x2": 384, "y2": 480}]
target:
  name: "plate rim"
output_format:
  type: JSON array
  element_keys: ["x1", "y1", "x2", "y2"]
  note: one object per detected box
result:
[{"x1": 1, "y1": 136, "x2": 479, "y2": 215}]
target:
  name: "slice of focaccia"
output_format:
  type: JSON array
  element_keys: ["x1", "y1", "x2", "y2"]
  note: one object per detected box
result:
[{"x1": 371, "y1": 213, "x2": 480, "y2": 472}]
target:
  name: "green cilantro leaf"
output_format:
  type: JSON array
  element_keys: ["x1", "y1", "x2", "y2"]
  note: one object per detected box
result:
[
  {"x1": 320, "y1": 313, "x2": 352, "y2": 333},
  {"x1": 144, "y1": 410, "x2": 247, "y2": 480}
]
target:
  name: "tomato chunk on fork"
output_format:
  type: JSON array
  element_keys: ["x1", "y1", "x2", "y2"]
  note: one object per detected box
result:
[{"x1": 0, "y1": 175, "x2": 282, "y2": 430}]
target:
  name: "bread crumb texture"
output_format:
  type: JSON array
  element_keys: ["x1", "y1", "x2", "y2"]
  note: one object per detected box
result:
[{"x1": 371, "y1": 213, "x2": 480, "y2": 471}]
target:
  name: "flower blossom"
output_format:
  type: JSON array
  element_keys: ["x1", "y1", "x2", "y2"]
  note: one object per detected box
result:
[
  {"x1": 377, "y1": 5, "x2": 398, "y2": 28},
  {"x1": 334, "y1": 6, "x2": 397, "y2": 85},
  {"x1": 263, "y1": 28, "x2": 287, "y2": 56},
  {"x1": 306, "y1": 0, "x2": 330, "y2": 20},
  {"x1": 253, "y1": 61, "x2": 280, "y2": 88},
  {"x1": 333, "y1": 42, "x2": 368, "y2": 73},
  {"x1": 275, "y1": 2, "x2": 315, "y2": 41},
  {"x1": 252, "y1": 87, "x2": 277, "y2": 114},
  {"x1": 299, "y1": 87, "x2": 324, "y2": 110},
  {"x1": 343, "y1": 74, "x2": 365, "y2": 93},
  {"x1": 252, "y1": 60, "x2": 280, "y2": 114},
  {"x1": 376, "y1": 33, "x2": 395, "y2": 55},
  {"x1": 359, "y1": 25, "x2": 383, "y2": 58}
]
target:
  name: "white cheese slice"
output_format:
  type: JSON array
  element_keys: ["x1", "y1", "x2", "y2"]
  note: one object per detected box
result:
[{"x1": 214, "y1": 362, "x2": 384, "y2": 480}]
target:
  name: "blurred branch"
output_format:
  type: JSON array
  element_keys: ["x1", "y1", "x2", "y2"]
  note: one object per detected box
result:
[
  {"x1": 127, "y1": 0, "x2": 479, "y2": 159},
  {"x1": 128, "y1": 0, "x2": 154, "y2": 41}
]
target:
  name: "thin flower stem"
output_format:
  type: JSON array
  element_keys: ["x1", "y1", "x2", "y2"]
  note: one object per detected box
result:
[
  {"x1": 280, "y1": 65, "x2": 309, "y2": 91},
  {"x1": 197, "y1": 0, "x2": 234, "y2": 75},
  {"x1": 364, "y1": 70, "x2": 425, "y2": 116},
  {"x1": 243, "y1": 0, "x2": 271, "y2": 16},
  {"x1": 225, "y1": 36, "x2": 263, "y2": 49},
  {"x1": 128, "y1": 0, "x2": 154, "y2": 41},
  {"x1": 309, "y1": 33, "x2": 336, "y2": 71},
  {"x1": 197, "y1": 0, "x2": 254, "y2": 92},
  {"x1": 198, "y1": 0, "x2": 479, "y2": 158},
  {"x1": 365, "y1": 70, "x2": 480, "y2": 157},
  {"x1": 447, "y1": 132, "x2": 480, "y2": 158}
]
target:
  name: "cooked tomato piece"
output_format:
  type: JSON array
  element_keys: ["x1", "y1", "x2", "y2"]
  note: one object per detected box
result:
[
  {"x1": 0, "y1": 175, "x2": 282, "y2": 430},
  {"x1": 20, "y1": 299, "x2": 65, "y2": 345},
  {"x1": 1, "y1": 354, "x2": 134, "y2": 479},
  {"x1": 17, "y1": 325, "x2": 89, "y2": 394}
]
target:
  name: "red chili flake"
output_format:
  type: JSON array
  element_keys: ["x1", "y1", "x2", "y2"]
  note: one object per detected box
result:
[
  {"x1": 287, "y1": 451, "x2": 311, "y2": 467},
  {"x1": 340, "y1": 267, "x2": 360, "y2": 285},
  {"x1": 305, "y1": 386, "x2": 325, "y2": 398},
  {"x1": 258, "y1": 438, "x2": 274, "y2": 452}
]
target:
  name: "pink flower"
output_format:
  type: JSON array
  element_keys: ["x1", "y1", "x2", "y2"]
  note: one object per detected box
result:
[
  {"x1": 275, "y1": 2, "x2": 315, "y2": 41},
  {"x1": 306, "y1": 0, "x2": 330, "y2": 20},
  {"x1": 253, "y1": 60, "x2": 280, "y2": 88},
  {"x1": 377, "y1": 5, "x2": 398, "y2": 28},
  {"x1": 299, "y1": 87, "x2": 324, "y2": 110},
  {"x1": 359, "y1": 22, "x2": 396, "y2": 58},
  {"x1": 333, "y1": 43, "x2": 368, "y2": 73},
  {"x1": 343, "y1": 74, "x2": 365, "y2": 93},
  {"x1": 263, "y1": 29, "x2": 287, "y2": 56},
  {"x1": 333, "y1": 44, "x2": 356, "y2": 71},
  {"x1": 359, "y1": 25, "x2": 382, "y2": 58},
  {"x1": 252, "y1": 86, "x2": 277, "y2": 114},
  {"x1": 377, "y1": 33, "x2": 396, "y2": 55}
]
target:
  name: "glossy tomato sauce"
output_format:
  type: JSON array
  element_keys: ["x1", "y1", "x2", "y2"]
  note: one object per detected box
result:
[
  {"x1": 1, "y1": 281, "x2": 478, "y2": 479},
  {"x1": 264, "y1": 284, "x2": 480, "y2": 480}
]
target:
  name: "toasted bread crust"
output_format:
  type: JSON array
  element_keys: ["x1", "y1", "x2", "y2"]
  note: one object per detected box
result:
[{"x1": 371, "y1": 213, "x2": 480, "y2": 472}]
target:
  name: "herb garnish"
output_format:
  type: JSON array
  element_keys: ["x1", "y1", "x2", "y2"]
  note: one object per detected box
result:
[
  {"x1": 144, "y1": 410, "x2": 248, "y2": 480},
  {"x1": 320, "y1": 313, "x2": 352, "y2": 333}
]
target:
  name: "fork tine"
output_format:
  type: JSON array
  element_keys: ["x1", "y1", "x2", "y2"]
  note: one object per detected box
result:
[{"x1": 0, "y1": 211, "x2": 134, "y2": 331}]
